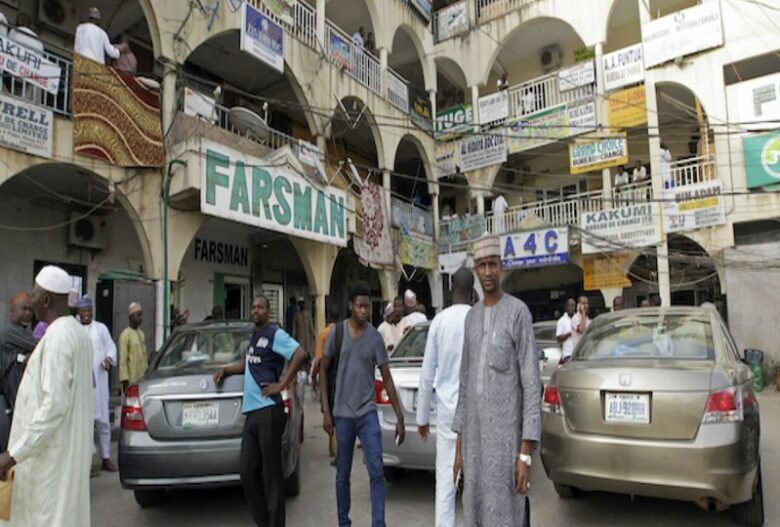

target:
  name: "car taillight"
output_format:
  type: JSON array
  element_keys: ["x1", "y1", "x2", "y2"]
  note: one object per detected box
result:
[
  {"x1": 375, "y1": 380, "x2": 390, "y2": 405},
  {"x1": 542, "y1": 385, "x2": 563, "y2": 414},
  {"x1": 121, "y1": 384, "x2": 146, "y2": 431},
  {"x1": 703, "y1": 387, "x2": 743, "y2": 424},
  {"x1": 281, "y1": 388, "x2": 293, "y2": 419}
]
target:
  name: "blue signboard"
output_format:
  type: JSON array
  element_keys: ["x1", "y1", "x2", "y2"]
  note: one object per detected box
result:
[
  {"x1": 408, "y1": 0, "x2": 432, "y2": 22},
  {"x1": 241, "y1": 3, "x2": 284, "y2": 74},
  {"x1": 501, "y1": 227, "x2": 570, "y2": 269}
]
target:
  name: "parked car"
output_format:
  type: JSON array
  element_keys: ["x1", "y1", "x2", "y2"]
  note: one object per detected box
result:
[
  {"x1": 541, "y1": 307, "x2": 763, "y2": 527},
  {"x1": 534, "y1": 320, "x2": 562, "y2": 386},
  {"x1": 118, "y1": 321, "x2": 304, "y2": 507}
]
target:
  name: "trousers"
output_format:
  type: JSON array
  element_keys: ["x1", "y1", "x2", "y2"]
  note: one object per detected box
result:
[
  {"x1": 435, "y1": 427, "x2": 458, "y2": 527},
  {"x1": 95, "y1": 420, "x2": 111, "y2": 459}
]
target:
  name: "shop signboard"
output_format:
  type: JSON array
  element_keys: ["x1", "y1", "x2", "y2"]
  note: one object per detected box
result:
[
  {"x1": 500, "y1": 227, "x2": 569, "y2": 269},
  {"x1": 460, "y1": 131, "x2": 507, "y2": 172},
  {"x1": 435, "y1": 1, "x2": 469, "y2": 41},
  {"x1": 567, "y1": 99, "x2": 597, "y2": 136},
  {"x1": 241, "y1": 3, "x2": 284, "y2": 74},
  {"x1": 507, "y1": 104, "x2": 567, "y2": 153},
  {"x1": 435, "y1": 103, "x2": 474, "y2": 141},
  {"x1": 201, "y1": 140, "x2": 347, "y2": 247},
  {"x1": 580, "y1": 203, "x2": 662, "y2": 254},
  {"x1": 583, "y1": 253, "x2": 633, "y2": 290},
  {"x1": 603, "y1": 43, "x2": 644, "y2": 92},
  {"x1": 409, "y1": 84, "x2": 433, "y2": 133},
  {"x1": 607, "y1": 85, "x2": 647, "y2": 130},
  {"x1": 642, "y1": 1, "x2": 723, "y2": 68},
  {"x1": 399, "y1": 231, "x2": 436, "y2": 270},
  {"x1": 569, "y1": 134, "x2": 629, "y2": 175},
  {"x1": 558, "y1": 60, "x2": 595, "y2": 92},
  {"x1": 0, "y1": 93, "x2": 53, "y2": 158},
  {"x1": 661, "y1": 179, "x2": 725, "y2": 233},
  {"x1": 436, "y1": 139, "x2": 461, "y2": 178},
  {"x1": 0, "y1": 33, "x2": 61, "y2": 95},
  {"x1": 743, "y1": 131, "x2": 780, "y2": 188},
  {"x1": 478, "y1": 90, "x2": 508, "y2": 126},
  {"x1": 329, "y1": 31, "x2": 352, "y2": 70}
]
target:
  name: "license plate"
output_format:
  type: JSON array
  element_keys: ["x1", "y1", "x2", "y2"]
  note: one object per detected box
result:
[
  {"x1": 605, "y1": 393, "x2": 650, "y2": 424},
  {"x1": 182, "y1": 402, "x2": 219, "y2": 428}
]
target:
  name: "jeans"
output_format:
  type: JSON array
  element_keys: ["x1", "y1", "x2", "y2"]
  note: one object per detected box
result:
[{"x1": 335, "y1": 412, "x2": 385, "y2": 527}]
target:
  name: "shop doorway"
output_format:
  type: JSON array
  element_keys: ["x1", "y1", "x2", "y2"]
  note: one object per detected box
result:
[{"x1": 214, "y1": 274, "x2": 250, "y2": 320}]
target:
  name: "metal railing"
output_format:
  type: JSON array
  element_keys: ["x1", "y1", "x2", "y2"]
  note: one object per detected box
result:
[
  {"x1": 669, "y1": 155, "x2": 717, "y2": 187},
  {"x1": 326, "y1": 24, "x2": 381, "y2": 94},
  {"x1": 475, "y1": 0, "x2": 537, "y2": 23},
  {"x1": 486, "y1": 190, "x2": 604, "y2": 235},
  {"x1": 612, "y1": 180, "x2": 652, "y2": 207},
  {"x1": 249, "y1": 0, "x2": 317, "y2": 50},
  {"x1": 434, "y1": 0, "x2": 470, "y2": 42},
  {"x1": 439, "y1": 214, "x2": 487, "y2": 251},
  {"x1": 387, "y1": 67, "x2": 410, "y2": 113},
  {"x1": 506, "y1": 70, "x2": 595, "y2": 120},
  {"x1": 213, "y1": 103, "x2": 301, "y2": 152},
  {"x1": 391, "y1": 196, "x2": 434, "y2": 237},
  {"x1": 2, "y1": 40, "x2": 73, "y2": 118}
]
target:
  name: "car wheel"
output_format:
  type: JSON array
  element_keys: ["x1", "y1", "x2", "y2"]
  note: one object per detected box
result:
[
  {"x1": 553, "y1": 483, "x2": 582, "y2": 499},
  {"x1": 285, "y1": 453, "x2": 301, "y2": 497},
  {"x1": 133, "y1": 489, "x2": 165, "y2": 508},
  {"x1": 383, "y1": 467, "x2": 405, "y2": 481},
  {"x1": 731, "y1": 464, "x2": 764, "y2": 527}
]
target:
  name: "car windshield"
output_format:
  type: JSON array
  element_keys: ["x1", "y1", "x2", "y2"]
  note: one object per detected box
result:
[
  {"x1": 392, "y1": 326, "x2": 429, "y2": 359},
  {"x1": 534, "y1": 324, "x2": 557, "y2": 342},
  {"x1": 156, "y1": 327, "x2": 251, "y2": 373},
  {"x1": 576, "y1": 313, "x2": 716, "y2": 361}
]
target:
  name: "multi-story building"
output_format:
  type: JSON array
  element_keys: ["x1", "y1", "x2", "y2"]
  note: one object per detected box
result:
[{"x1": 0, "y1": 0, "x2": 778, "y2": 366}]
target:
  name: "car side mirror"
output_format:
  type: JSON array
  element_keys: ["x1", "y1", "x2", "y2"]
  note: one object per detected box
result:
[{"x1": 743, "y1": 349, "x2": 764, "y2": 365}]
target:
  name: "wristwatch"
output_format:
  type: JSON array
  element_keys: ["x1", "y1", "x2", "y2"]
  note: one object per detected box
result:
[{"x1": 518, "y1": 453, "x2": 532, "y2": 467}]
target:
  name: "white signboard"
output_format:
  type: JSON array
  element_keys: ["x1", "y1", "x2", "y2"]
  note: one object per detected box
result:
[
  {"x1": 387, "y1": 72, "x2": 409, "y2": 113},
  {"x1": 436, "y1": 1, "x2": 468, "y2": 41},
  {"x1": 559, "y1": 60, "x2": 595, "y2": 92},
  {"x1": 0, "y1": 34, "x2": 61, "y2": 95},
  {"x1": 567, "y1": 100, "x2": 597, "y2": 137},
  {"x1": 581, "y1": 204, "x2": 662, "y2": 254},
  {"x1": 436, "y1": 140, "x2": 461, "y2": 178},
  {"x1": 727, "y1": 72, "x2": 780, "y2": 131},
  {"x1": 183, "y1": 87, "x2": 216, "y2": 122},
  {"x1": 501, "y1": 227, "x2": 570, "y2": 269},
  {"x1": 0, "y1": 94, "x2": 53, "y2": 158},
  {"x1": 603, "y1": 44, "x2": 645, "y2": 92},
  {"x1": 478, "y1": 90, "x2": 509, "y2": 125},
  {"x1": 240, "y1": 3, "x2": 284, "y2": 74},
  {"x1": 662, "y1": 179, "x2": 725, "y2": 233},
  {"x1": 460, "y1": 132, "x2": 507, "y2": 172},
  {"x1": 642, "y1": 1, "x2": 724, "y2": 68},
  {"x1": 201, "y1": 140, "x2": 347, "y2": 246}
]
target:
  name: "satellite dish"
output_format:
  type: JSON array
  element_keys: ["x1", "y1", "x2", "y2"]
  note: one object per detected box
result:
[{"x1": 229, "y1": 106, "x2": 270, "y2": 142}]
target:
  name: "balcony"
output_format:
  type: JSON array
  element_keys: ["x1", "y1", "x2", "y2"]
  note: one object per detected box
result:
[
  {"x1": 475, "y1": 0, "x2": 537, "y2": 24},
  {"x1": 486, "y1": 190, "x2": 604, "y2": 236},
  {"x1": 326, "y1": 24, "x2": 382, "y2": 95},
  {"x1": 439, "y1": 214, "x2": 487, "y2": 251},
  {"x1": 612, "y1": 180, "x2": 652, "y2": 207},
  {"x1": 506, "y1": 69, "x2": 595, "y2": 122},
  {"x1": 391, "y1": 196, "x2": 434, "y2": 237},
  {"x1": 213, "y1": 103, "x2": 302, "y2": 153},
  {"x1": 670, "y1": 155, "x2": 716, "y2": 187}
]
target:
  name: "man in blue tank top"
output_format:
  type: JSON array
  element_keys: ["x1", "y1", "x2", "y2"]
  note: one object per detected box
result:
[{"x1": 214, "y1": 295, "x2": 307, "y2": 527}]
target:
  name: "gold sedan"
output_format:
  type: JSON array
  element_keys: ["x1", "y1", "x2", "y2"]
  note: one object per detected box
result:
[{"x1": 541, "y1": 307, "x2": 763, "y2": 527}]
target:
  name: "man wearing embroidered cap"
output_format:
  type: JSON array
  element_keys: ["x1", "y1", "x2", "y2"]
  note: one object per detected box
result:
[
  {"x1": 119, "y1": 302, "x2": 147, "y2": 393},
  {"x1": 398, "y1": 289, "x2": 427, "y2": 337},
  {"x1": 74, "y1": 7, "x2": 121, "y2": 65},
  {"x1": 0, "y1": 265, "x2": 94, "y2": 526},
  {"x1": 377, "y1": 302, "x2": 399, "y2": 353},
  {"x1": 78, "y1": 296, "x2": 117, "y2": 472},
  {"x1": 452, "y1": 234, "x2": 541, "y2": 527}
]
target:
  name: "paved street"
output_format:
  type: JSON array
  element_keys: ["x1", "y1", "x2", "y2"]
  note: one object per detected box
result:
[{"x1": 93, "y1": 389, "x2": 780, "y2": 526}]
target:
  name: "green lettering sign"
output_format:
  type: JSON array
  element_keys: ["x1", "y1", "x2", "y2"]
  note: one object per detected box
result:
[
  {"x1": 272, "y1": 176, "x2": 292, "y2": 225},
  {"x1": 205, "y1": 149, "x2": 230, "y2": 205},
  {"x1": 251, "y1": 167, "x2": 273, "y2": 219},
  {"x1": 330, "y1": 194, "x2": 345, "y2": 240},
  {"x1": 229, "y1": 161, "x2": 250, "y2": 213},
  {"x1": 293, "y1": 183, "x2": 312, "y2": 231},
  {"x1": 313, "y1": 190, "x2": 329, "y2": 235}
]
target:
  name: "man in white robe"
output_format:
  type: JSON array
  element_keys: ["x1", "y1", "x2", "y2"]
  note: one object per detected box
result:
[
  {"x1": 78, "y1": 295, "x2": 117, "y2": 471},
  {"x1": 0, "y1": 265, "x2": 93, "y2": 527}
]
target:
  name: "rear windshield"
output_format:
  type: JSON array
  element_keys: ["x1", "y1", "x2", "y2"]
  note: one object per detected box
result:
[
  {"x1": 156, "y1": 328, "x2": 251, "y2": 373},
  {"x1": 576, "y1": 314, "x2": 715, "y2": 361},
  {"x1": 534, "y1": 324, "x2": 557, "y2": 342},
  {"x1": 392, "y1": 326, "x2": 429, "y2": 359}
]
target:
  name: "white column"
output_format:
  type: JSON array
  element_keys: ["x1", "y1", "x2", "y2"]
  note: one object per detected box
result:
[
  {"x1": 161, "y1": 64, "x2": 178, "y2": 138},
  {"x1": 467, "y1": 0, "x2": 478, "y2": 27},
  {"x1": 316, "y1": 0, "x2": 326, "y2": 51},
  {"x1": 639, "y1": 0, "x2": 671, "y2": 306},
  {"x1": 471, "y1": 85, "x2": 480, "y2": 131},
  {"x1": 594, "y1": 42, "x2": 613, "y2": 205},
  {"x1": 382, "y1": 167, "x2": 392, "y2": 229},
  {"x1": 379, "y1": 47, "x2": 389, "y2": 98},
  {"x1": 155, "y1": 279, "x2": 165, "y2": 350},
  {"x1": 428, "y1": 88, "x2": 437, "y2": 119}
]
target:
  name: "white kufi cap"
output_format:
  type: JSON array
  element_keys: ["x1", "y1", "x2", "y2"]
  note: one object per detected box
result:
[
  {"x1": 403, "y1": 289, "x2": 416, "y2": 308},
  {"x1": 35, "y1": 265, "x2": 71, "y2": 295}
]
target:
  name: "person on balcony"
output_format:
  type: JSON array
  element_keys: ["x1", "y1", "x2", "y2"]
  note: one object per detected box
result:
[
  {"x1": 497, "y1": 73, "x2": 509, "y2": 91},
  {"x1": 74, "y1": 7, "x2": 120, "y2": 65},
  {"x1": 660, "y1": 142, "x2": 673, "y2": 189},
  {"x1": 492, "y1": 192, "x2": 508, "y2": 234},
  {"x1": 614, "y1": 165, "x2": 630, "y2": 205},
  {"x1": 112, "y1": 33, "x2": 137, "y2": 75},
  {"x1": 365, "y1": 32, "x2": 376, "y2": 55},
  {"x1": 8, "y1": 12, "x2": 43, "y2": 103},
  {"x1": 632, "y1": 160, "x2": 649, "y2": 202},
  {"x1": 352, "y1": 27, "x2": 365, "y2": 48}
]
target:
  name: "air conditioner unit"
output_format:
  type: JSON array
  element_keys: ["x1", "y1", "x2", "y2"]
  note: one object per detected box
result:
[
  {"x1": 68, "y1": 214, "x2": 107, "y2": 251},
  {"x1": 37, "y1": 0, "x2": 84, "y2": 38},
  {"x1": 540, "y1": 45, "x2": 562, "y2": 71}
]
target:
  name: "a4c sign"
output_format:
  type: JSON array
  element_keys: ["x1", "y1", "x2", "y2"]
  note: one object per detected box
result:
[
  {"x1": 743, "y1": 132, "x2": 780, "y2": 188},
  {"x1": 500, "y1": 227, "x2": 569, "y2": 270}
]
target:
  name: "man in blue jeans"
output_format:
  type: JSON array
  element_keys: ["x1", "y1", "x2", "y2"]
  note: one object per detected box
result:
[{"x1": 319, "y1": 282, "x2": 405, "y2": 527}]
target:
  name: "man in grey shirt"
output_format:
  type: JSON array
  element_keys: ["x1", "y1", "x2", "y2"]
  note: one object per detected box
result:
[{"x1": 320, "y1": 281, "x2": 405, "y2": 527}]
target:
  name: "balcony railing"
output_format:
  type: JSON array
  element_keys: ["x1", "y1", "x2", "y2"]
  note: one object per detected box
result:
[
  {"x1": 506, "y1": 70, "x2": 595, "y2": 121},
  {"x1": 476, "y1": 0, "x2": 537, "y2": 23},
  {"x1": 670, "y1": 155, "x2": 716, "y2": 187},
  {"x1": 612, "y1": 180, "x2": 652, "y2": 207},
  {"x1": 387, "y1": 67, "x2": 410, "y2": 114},
  {"x1": 439, "y1": 214, "x2": 487, "y2": 251},
  {"x1": 214, "y1": 103, "x2": 301, "y2": 153},
  {"x1": 486, "y1": 190, "x2": 604, "y2": 236},
  {"x1": 392, "y1": 196, "x2": 434, "y2": 237},
  {"x1": 249, "y1": 0, "x2": 317, "y2": 50}
]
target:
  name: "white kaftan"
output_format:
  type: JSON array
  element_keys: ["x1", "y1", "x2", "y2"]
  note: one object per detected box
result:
[
  {"x1": 85, "y1": 321, "x2": 117, "y2": 423},
  {"x1": 2, "y1": 316, "x2": 94, "y2": 527}
]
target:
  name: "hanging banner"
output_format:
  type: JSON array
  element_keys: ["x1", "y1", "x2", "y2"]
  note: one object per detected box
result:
[
  {"x1": 478, "y1": 90, "x2": 508, "y2": 126},
  {"x1": 329, "y1": 30, "x2": 352, "y2": 70},
  {"x1": 435, "y1": 104, "x2": 474, "y2": 141},
  {"x1": 460, "y1": 132, "x2": 507, "y2": 172},
  {"x1": 439, "y1": 215, "x2": 486, "y2": 250},
  {"x1": 436, "y1": 140, "x2": 461, "y2": 178},
  {"x1": 642, "y1": 1, "x2": 724, "y2": 68},
  {"x1": 399, "y1": 231, "x2": 436, "y2": 270},
  {"x1": 241, "y1": 3, "x2": 284, "y2": 74},
  {"x1": 743, "y1": 131, "x2": 780, "y2": 189},
  {"x1": 501, "y1": 227, "x2": 570, "y2": 269},
  {"x1": 603, "y1": 43, "x2": 644, "y2": 92},
  {"x1": 0, "y1": 93, "x2": 52, "y2": 159},
  {"x1": 607, "y1": 85, "x2": 647, "y2": 130},
  {"x1": 569, "y1": 134, "x2": 629, "y2": 175},
  {"x1": 354, "y1": 182, "x2": 394, "y2": 265},
  {"x1": 580, "y1": 204, "x2": 662, "y2": 255},
  {"x1": 583, "y1": 253, "x2": 633, "y2": 290},
  {"x1": 567, "y1": 100, "x2": 597, "y2": 137},
  {"x1": 507, "y1": 104, "x2": 568, "y2": 154},
  {"x1": 387, "y1": 72, "x2": 409, "y2": 113},
  {"x1": 662, "y1": 179, "x2": 726, "y2": 233},
  {"x1": 559, "y1": 60, "x2": 595, "y2": 92},
  {"x1": 409, "y1": 84, "x2": 433, "y2": 133},
  {"x1": 262, "y1": 0, "x2": 294, "y2": 26},
  {"x1": 0, "y1": 33, "x2": 61, "y2": 95},
  {"x1": 435, "y1": 1, "x2": 469, "y2": 41}
]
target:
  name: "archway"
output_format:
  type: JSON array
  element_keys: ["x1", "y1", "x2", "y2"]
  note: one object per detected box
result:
[
  {"x1": 604, "y1": 0, "x2": 641, "y2": 52},
  {"x1": 323, "y1": 0, "x2": 378, "y2": 46},
  {"x1": 503, "y1": 263, "x2": 597, "y2": 321},
  {"x1": 389, "y1": 25, "x2": 429, "y2": 94},
  {"x1": 655, "y1": 82, "x2": 714, "y2": 176},
  {"x1": 329, "y1": 96, "x2": 384, "y2": 180},
  {"x1": 435, "y1": 56, "x2": 468, "y2": 111}
]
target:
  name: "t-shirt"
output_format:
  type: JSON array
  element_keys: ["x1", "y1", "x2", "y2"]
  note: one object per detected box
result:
[
  {"x1": 570, "y1": 313, "x2": 591, "y2": 355},
  {"x1": 242, "y1": 325, "x2": 299, "y2": 414},
  {"x1": 325, "y1": 320, "x2": 388, "y2": 419},
  {"x1": 555, "y1": 313, "x2": 574, "y2": 358}
]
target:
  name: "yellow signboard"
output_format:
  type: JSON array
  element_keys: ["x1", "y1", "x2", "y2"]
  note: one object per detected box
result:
[
  {"x1": 569, "y1": 134, "x2": 629, "y2": 175},
  {"x1": 608, "y1": 85, "x2": 647, "y2": 130},
  {"x1": 583, "y1": 253, "x2": 633, "y2": 291}
]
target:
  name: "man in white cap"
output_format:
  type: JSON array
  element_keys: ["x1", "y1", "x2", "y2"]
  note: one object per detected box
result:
[
  {"x1": 119, "y1": 302, "x2": 147, "y2": 393},
  {"x1": 0, "y1": 265, "x2": 94, "y2": 527},
  {"x1": 398, "y1": 289, "x2": 427, "y2": 338},
  {"x1": 452, "y1": 234, "x2": 540, "y2": 527},
  {"x1": 74, "y1": 7, "x2": 121, "y2": 65},
  {"x1": 377, "y1": 302, "x2": 399, "y2": 353},
  {"x1": 78, "y1": 295, "x2": 117, "y2": 472}
]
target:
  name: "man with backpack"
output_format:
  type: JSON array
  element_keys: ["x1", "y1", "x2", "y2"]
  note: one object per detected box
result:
[{"x1": 319, "y1": 282, "x2": 406, "y2": 527}]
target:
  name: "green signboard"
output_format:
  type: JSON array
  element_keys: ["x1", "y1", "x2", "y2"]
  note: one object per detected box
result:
[
  {"x1": 743, "y1": 132, "x2": 780, "y2": 189},
  {"x1": 434, "y1": 104, "x2": 474, "y2": 141},
  {"x1": 200, "y1": 140, "x2": 347, "y2": 246}
]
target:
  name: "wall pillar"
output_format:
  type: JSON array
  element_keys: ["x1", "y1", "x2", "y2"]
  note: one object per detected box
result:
[
  {"x1": 470, "y1": 84, "x2": 480, "y2": 131},
  {"x1": 379, "y1": 47, "x2": 389, "y2": 97},
  {"x1": 594, "y1": 42, "x2": 613, "y2": 205},
  {"x1": 314, "y1": 292, "x2": 326, "y2": 335},
  {"x1": 316, "y1": 0, "x2": 327, "y2": 51}
]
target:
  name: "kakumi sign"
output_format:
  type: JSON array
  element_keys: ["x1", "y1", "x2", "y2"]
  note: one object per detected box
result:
[{"x1": 580, "y1": 204, "x2": 662, "y2": 255}]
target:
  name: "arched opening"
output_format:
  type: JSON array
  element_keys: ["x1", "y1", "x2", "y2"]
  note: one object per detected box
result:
[
  {"x1": 329, "y1": 246, "x2": 382, "y2": 324},
  {"x1": 503, "y1": 263, "x2": 599, "y2": 321},
  {"x1": 435, "y1": 56, "x2": 468, "y2": 111},
  {"x1": 389, "y1": 25, "x2": 427, "y2": 94},
  {"x1": 323, "y1": 0, "x2": 376, "y2": 41},
  {"x1": 605, "y1": 0, "x2": 641, "y2": 52},
  {"x1": 393, "y1": 135, "x2": 431, "y2": 207},
  {"x1": 647, "y1": 0, "x2": 699, "y2": 19},
  {"x1": 328, "y1": 96, "x2": 382, "y2": 181}
]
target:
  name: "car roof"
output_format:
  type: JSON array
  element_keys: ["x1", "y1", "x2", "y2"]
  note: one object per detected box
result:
[
  {"x1": 171, "y1": 320, "x2": 255, "y2": 332},
  {"x1": 594, "y1": 306, "x2": 715, "y2": 322}
]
